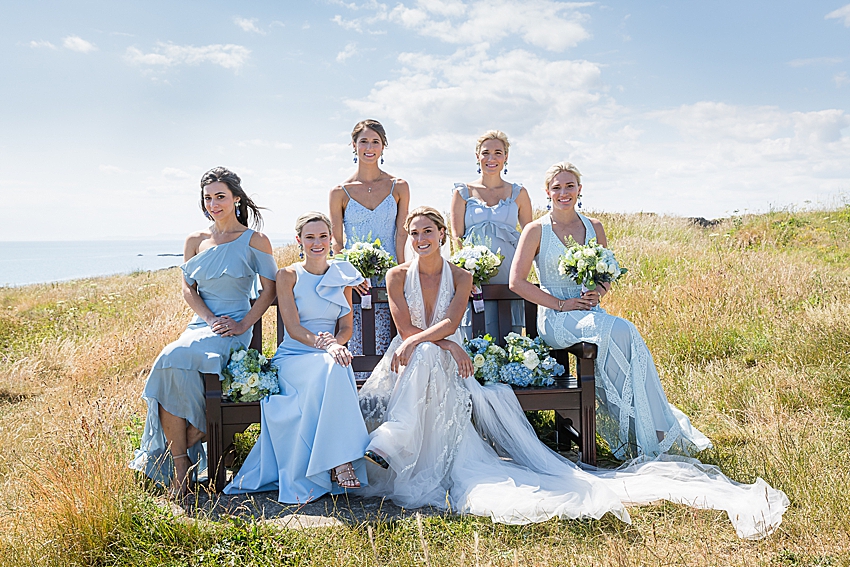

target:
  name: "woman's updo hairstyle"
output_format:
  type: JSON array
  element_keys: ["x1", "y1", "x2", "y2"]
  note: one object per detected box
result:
[
  {"x1": 294, "y1": 211, "x2": 332, "y2": 238},
  {"x1": 475, "y1": 130, "x2": 510, "y2": 156},
  {"x1": 543, "y1": 161, "x2": 582, "y2": 189},
  {"x1": 351, "y1": 119, "x2": 389, "y2": 147},
  {"x1": 200, "y1": 166, "x2": 265, "y2": 230},
  {"x1": 404, "y1": 206, "x2": 447, "y2": 245}
]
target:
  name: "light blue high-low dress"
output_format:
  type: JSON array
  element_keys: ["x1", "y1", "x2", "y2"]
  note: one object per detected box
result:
[
  {"x1": 342, "y1": 181, "x2": 398, "y2": 379},
  {"x1": 454, "y1": 182, "x2": 524, "y2": 339},
  {"x1": 224, "y1": 260, "x2": 371, "y2": 503},
  {"x1": 535, "y1": 213, "x2": 712, "y2": 459},
  {"x1": 130, "y1": 229, "x2": 278, "y2": 485}
]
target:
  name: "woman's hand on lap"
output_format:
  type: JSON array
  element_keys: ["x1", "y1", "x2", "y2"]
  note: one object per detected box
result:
[
  {"x1": 326, "y1": 343, "x2": 352, "y2": 367},
  {"x1": 450, "y1": 343, "x2": 474, "y2": 378},
  {"x1": 210, "y1": 315, "x2": 242, "y2": 336},
  {"x1": 391, "y1": 337, "x2": 418, "y2": 373}
]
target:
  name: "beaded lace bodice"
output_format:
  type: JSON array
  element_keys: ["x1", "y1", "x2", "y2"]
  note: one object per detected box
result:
[{"x1": 535, "y1": 213, "x2": 596, "y2": 300}]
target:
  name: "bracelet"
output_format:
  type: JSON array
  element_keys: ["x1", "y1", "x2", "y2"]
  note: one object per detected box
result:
[{"x1": 557, "y1": 299, "x2": 565, "y2": 312}]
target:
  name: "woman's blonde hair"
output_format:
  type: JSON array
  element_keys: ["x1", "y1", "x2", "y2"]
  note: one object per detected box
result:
[
  {"x1": 404, "y1": 206, "x2": 447, "y2": 245},
  {"x1": 294, "y1": 211, "x2": 332, "y2": 237},
  {"x1": 475, "y1": 130, "x2": 510, "y2": 156},
  {"x1": 543, "y1": 161, "x2": 582, "y2": 189}
]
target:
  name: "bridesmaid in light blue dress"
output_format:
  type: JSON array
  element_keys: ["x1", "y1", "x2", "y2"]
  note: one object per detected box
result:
[
  {"x1": 449, "y1": 130, "x2": 532, "y2": 339},
  {"x1": 226, "y1": 212, "x2": 371, "y2": 501},
  {"x1": 130, "y1": 167, "x2": 277, "y2": 496},
  {"x1": 330, "y1": 119, "x2": 410, "y2": 378},
  {"x1": 510, "y1": 162, "x2": 711, "y2": 459}
]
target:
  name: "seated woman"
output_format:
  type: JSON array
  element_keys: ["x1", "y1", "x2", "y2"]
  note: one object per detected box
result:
[
  {"x1": 225, "y1": 212, "x2": 371, "y2": 502},
  {"x1": 359, "y1": 207, "x2": 787, "y2": 539},
  {"x1": 130, "y1": 167, "x2": 277, "y2": 498},
  {"x1": 509, "y1": 161, "x2": 711, "y2": 459}
]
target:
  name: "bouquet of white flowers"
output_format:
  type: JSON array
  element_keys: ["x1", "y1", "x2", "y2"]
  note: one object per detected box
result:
[
  {"x1": 450, "y1": 244, "x2": 504, "y2": 313},
  {"x1": 558, "y1": 236, "x2": 627, "y2": 291},
  {"x1": 221, "y1": 347, "x2": 279, "y2": 402},
  {"x1": 337, "y1": 237, "x2": 397, "y2": 309},
  {"x1": 463, "y1": 333, "x2": 565, "y2": 387}
]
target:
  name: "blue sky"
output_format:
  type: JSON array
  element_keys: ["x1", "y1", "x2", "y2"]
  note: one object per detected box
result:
[{"x1": 2, "y1": 1, "x2": 849, "y2": 242}]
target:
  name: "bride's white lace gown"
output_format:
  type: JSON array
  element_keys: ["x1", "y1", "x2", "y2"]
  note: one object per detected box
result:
[{"x1": 358, "y1": 256, "x2": 789, "y2": 539}]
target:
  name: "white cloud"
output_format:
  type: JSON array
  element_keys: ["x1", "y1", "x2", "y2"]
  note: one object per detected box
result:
[
  {"x1": 162, "y1": 167, "x2": 190, "y2": 179},
  {"x1": 237, "y1": 139, "x2": 293, "y2": 149},
  {"x1": 825, "y1": 4, "x2": 850, "y2": 26},
  {"x1": 788, "y1": 56, "x2": 843, "y2": 67},
  {"x1": 333, "y1": 0, "x2": 592, "y2": 51},
  {"x1": 29, "y1": 40, "x2": 57, "y2": 49},
  {"x1": 234, "y1": 17, "x2": 265, "y2": 34},
  {"x1": 835, "y1": 71, "x2": 850, "y2": 87},
  {"x1": 337, "y1": 42, "x2": 359, "y2": 62},
  {"x1": 63, "y1": 35, "x2": 97, "y2": 53},
  {"x1": 125, "y1": 42, "x2": 250, "y2": 70}
]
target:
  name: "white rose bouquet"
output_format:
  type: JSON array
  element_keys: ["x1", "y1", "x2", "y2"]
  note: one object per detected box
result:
[
  {"x1": 558, "y1": 236, "x2": 627, "y2": 291},
  {"x1": 337, "y1": 237, "x2": 397, "y2": 309},
  {"x1": 497, "y1": 333, "x2": 565, "y2": 387},
  {"x1": 221, "y1": 347, "x2": 279, "y2": 402},
  {"x1": 450, "y1": 244, "x2": 504, "y2": 313}
]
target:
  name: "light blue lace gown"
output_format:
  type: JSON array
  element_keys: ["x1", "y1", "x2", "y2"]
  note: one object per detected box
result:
[
  {"x1": 454, "y1": 183, "x2": 524, "y2": 339},
  {"x1": 535, "y1": 213, "x2": 712, "y2": 459},
  {"x1": 130, "y1": 229, "x2": 278, "y2": 485},
  {"x1": 342, "y1": 181, "x2": 397, "y2": 379},
  {"x1": 224, "y1": 261, "x2": 371, "y2": 502}
]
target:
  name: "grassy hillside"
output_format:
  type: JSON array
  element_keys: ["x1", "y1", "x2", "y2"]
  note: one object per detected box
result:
[{"x1": 1, "y1": 208, "x2": 848, "y2": 566}]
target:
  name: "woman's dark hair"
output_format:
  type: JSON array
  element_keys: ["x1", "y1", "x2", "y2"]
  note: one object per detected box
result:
[
  {"x1": 199, "y1": 166, "x2": 265, "y2": 230},
  {"x1": 351, "y1": 119, "x2": 389, "y2": 147}
]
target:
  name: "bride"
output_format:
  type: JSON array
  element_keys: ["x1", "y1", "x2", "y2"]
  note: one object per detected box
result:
[{"x1": 358, "y1": 206, "x2": 788, "y2": 539}]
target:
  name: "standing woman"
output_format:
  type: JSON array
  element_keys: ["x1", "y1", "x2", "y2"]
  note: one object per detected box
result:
[
  {"x1": 225, "y1": 212, "x2": 371, "y2": 501},
  {"x1": 130, "y1": 167, "x2": 278, "y2": 497},
  {"x1": 509, "y1": 162, "x2": 711, "y2": 459},
  {"x1": 450, "y1": 130, "x2": 532, "y2": 338},
  {"x1": 329, "y1": 119, "x2": 410, "y2": 376}
]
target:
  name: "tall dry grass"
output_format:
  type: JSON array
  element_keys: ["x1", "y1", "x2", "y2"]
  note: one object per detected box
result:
[{"x1": 0, "y1": 211, "x2": 848, "y2": 565}]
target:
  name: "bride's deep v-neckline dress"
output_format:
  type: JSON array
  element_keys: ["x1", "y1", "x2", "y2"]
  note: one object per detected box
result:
[{"x1": 357, "y1": 256, "x2": 788, "y2": 539}]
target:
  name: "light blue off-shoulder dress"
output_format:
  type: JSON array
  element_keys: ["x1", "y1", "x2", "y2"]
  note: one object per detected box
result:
[
  {"x1": 454, "y1": 182, "x2": 524, "y2": 339},
  {"x1": 224, "y1": 260, "x2": 371, "y2": 503},
  {"x1": 130, "y1": 229, "x2": 278, "y2": 485},
  {"x1": 342, "y1": 181, "x2": 398, "y2": 379},
  {"x1": 535, "y1": 213, "x2": 712, "y2": 459}
]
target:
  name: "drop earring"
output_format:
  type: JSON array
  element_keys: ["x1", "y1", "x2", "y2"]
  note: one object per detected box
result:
[
  {"x1": 235, "y1": 202, "x2": 241, "y2": 218},
  {"x1": 353, "y1": 156, "x2": 358, "y2": 164},
  {"x1": 546, "y1": 197, "x2": 552, "y2": 211},
  {"x1": 577, "y1": 195, "x2": 583, "y2": 209},
  {"x1": 204, "y1": 210, "x2": 212, "y2": 220},
  {"x1": 298, "y1": 245, "x2": 304, "y2": 259},
  {"x1": 477, "y1": 162, "x2": 481, "y2": 174},
  {"x1": 380, "y1": 155, "x2": 384, "y2": 165},
  {"x1": 504, "y1": 162, "x2": 508, "y2": 175}
]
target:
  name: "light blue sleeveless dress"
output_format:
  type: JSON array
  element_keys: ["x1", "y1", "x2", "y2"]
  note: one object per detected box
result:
[
  {"x1": 534, "y1": 213, "x2": 712, "y2": 459},
  {"x1": 342, "y1": 181, "x2": 398, "y2": 378},
  {"x1": 224, "y1": 261, "x2": 371, "y2": 502},
  {"x1": 454, "y1": 182, "x2": 524, "y2": 339},
  {"x1": 130, "y1": 229, "x2": 278, "y2": 485}
]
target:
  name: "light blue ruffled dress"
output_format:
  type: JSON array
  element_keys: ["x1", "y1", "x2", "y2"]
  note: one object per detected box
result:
[
  {"x1": 341, "y1": 181, "x2": 398, "y2": 379},
  {"x1": 130, "y1": 229, "x2": 278, "y2": 485},
  {"x1": 224, "y1": 260, "x2": 371, "y2": 503},
  {"x1": 535, "y1": 213, "x2": 712, "y2": 459},
  {"x1": 454, "y1": 182, "x2": 524, "y2": 339}
]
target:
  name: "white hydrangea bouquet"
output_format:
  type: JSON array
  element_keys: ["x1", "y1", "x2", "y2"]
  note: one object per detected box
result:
[
  {"x1": 338, "y1": 237, "x2": 397, "y2": 309},
  {"x1": 221, "y1": 347, "x2": 279, "y2": 402},
  {"x1": 463, "y1": 333, "x2": 565, "y2": 387},
  {"x1": 558, "y1": 236, "x2": 627, "y2": 291},
  {"x1": 450, "y1": 244, "x2": 504, "y2": 313}
]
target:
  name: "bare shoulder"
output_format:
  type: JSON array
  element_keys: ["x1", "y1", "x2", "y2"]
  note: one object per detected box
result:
[
  {"x1": 386, "y1": 262, "x2": 411, "y2": 284},
  {"x1": 278, "y1": 264, "x2": 298, "y2": 285},
  {"x1": 390, "y1": 177, "x2": 410, "y2": 194},
  {"x1": 585, "y1": 216, "x2": 606, "y2": 234},
  {"x1": 249, "y1": 230, "x2": 273, "y2": 254},
  {"x1": 523, "y1": 219, "x2": 543, "y2": 237},
  {"x1": 449, "y1": 263, "x2": 473, "y2": 285},
  {"x1": 329, "y1": 185, "x2": 349, "y2": 203},
  {"x1": 184, "y1": 230, "x2": 210, "y2": 255}
]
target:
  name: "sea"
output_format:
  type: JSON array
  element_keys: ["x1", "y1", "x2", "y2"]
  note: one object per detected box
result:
[{"x1": 0, "y1": 240, "x2": 187, "y2": 287}]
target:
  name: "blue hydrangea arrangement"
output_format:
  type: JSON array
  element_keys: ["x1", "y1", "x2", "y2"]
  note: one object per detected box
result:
[
  {"x1": 221, "y1": 347, "x2": 280, "y2": 402},
  {"x1": 463, "y1": 333, "x2": 566, "y2": 387}
]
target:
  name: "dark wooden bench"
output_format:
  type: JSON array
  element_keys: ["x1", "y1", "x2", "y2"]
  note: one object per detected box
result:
[{"x1": 204, "y1": 284, "x2": 597, "y2": 492}]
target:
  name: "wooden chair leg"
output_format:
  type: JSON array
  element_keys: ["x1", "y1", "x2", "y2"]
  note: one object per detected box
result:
[
  {"x1": 204, "y1": 372, "x2": 227, "y2": 492},
  {"x1": 576, "y1": 355, "x2": 597, "y2": 466}
]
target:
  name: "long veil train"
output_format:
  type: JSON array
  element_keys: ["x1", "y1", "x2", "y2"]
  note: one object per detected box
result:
[{"x1": 358, "y1": 255, "x2": 788, "y2": 539}]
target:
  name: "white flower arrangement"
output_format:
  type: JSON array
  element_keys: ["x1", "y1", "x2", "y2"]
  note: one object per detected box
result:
[
  {"x1": 557, "y1": 236, "x2": 627, "y2": 291},
  {"x1": 338, "y1": 237, "x2": 397, "y2": 282},
  {"x1": 221, "y1": 347, "x2": 279, "y2": 403},
  {"x1": 463, "y1": 333, "x2": 565, "y2": 387},
  {"x1": 450, "y1": 244, "x2": 504, "y2": 288}
]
